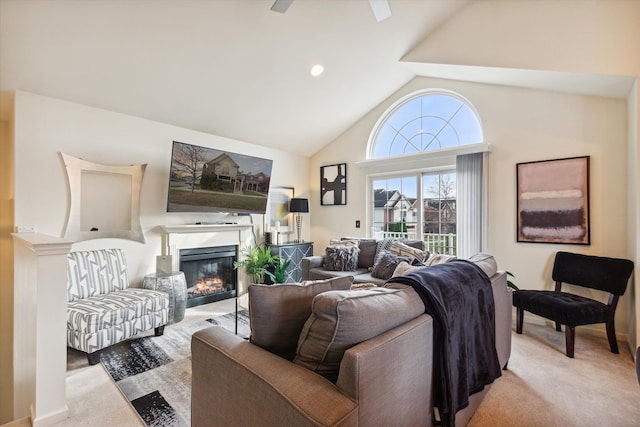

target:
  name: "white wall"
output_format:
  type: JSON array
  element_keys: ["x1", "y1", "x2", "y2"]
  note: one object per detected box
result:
[
  {"x1": 401, "y1": 0, "x2": 640, "y2": 351},
  {"x1": 630, "y1": 82, "x2": 639, "y2": 351},
  {"x1": 404, "y1": 0, "x2": 640, "y2": 77},
  {"x1": 310, "y1": 0, "x2": 640, "y2": 351},
  {"x1": 12, "y1": 91, "x2": 311, "y2": 286},
  {"x1": 0, "y1": 92, "x2": 15, "y2": 424},
  {"x1": 311, "y1": 76, "x2": 631, "y2": 336}
]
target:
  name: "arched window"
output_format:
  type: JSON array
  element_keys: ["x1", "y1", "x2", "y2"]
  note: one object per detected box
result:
[
  {"x1": 368, "y1": 90, "x2": 483, "y2": 159},
  {"x1": 364, "y1": 90, "x2": 486, "y2": 257}
]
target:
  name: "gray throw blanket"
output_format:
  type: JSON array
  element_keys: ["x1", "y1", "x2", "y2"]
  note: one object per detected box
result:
[{"x1": 389, "y1": 260, "x2": 502, "y2": 427}]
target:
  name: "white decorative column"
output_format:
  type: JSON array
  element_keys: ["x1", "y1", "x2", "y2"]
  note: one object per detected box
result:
[{"x1": 12, "y1": 233, "x2": 73, "y2": 426}]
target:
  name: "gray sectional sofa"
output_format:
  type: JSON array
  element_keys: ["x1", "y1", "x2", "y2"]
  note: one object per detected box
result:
[
  {"x1": 302, "y1": 237, "x2": 427, "y2": 285},
  {"x1": 191, "y1": 237, "x2": 513, "y2": 427}
]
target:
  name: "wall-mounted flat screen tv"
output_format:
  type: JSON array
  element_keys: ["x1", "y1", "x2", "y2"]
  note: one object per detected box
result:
[{"x1": 167, "y1": 141, "x2": 273, "y2": 214}]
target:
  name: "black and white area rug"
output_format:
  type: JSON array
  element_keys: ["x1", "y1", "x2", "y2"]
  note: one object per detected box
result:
[{"x1": 99, "y1": 310, "x2": 250, "y2": 427}]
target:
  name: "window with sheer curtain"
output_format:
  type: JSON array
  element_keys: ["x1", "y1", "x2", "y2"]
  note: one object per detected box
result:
[{"x1": 367, "y1": 90, "x2": 486, "y2": 257}]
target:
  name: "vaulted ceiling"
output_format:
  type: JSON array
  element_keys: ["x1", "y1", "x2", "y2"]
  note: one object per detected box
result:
[
  {"x1": 1, "y1": 1, "x2": 634, "y2": 158},
  {"x1": 0, "y1": 0, "x2": 468, "y2": 157}
]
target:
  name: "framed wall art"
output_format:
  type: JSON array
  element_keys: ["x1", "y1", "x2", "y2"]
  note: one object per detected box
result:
[
  {"x1": 516, "y1": 156, "x2": 590, "y2": 245},
  {"x1": 269, "y1": 186, "x2": 294, "y2": 227},
  {"x1": 320, "y1": 163, "x2": 347, "y2": 206}
]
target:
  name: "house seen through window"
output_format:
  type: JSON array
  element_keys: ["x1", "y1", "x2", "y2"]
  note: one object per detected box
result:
[{"x1": 368, "y1": 91, "x2": 483, "y2": 255}]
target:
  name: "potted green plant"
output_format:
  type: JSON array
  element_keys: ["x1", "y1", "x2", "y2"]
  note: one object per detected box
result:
[
  {"x1": 233, "y1": 245, "x2": 281, "y2": 284},
  {"x1": 506, "y1": 271, "x2": 519, "y2": 291},
  {"x1": 271, "y1": 258, "x2": 292, "y2": 284}
]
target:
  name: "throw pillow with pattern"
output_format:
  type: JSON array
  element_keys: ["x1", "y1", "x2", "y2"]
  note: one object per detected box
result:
[
  {"x1": 389, "y1": 240, "x2": 429, "y2": 263},
  {"x1": 371, "y1": 250, "x2": 412, "y2": 280},
  {"x1": 324, "y1": 245, "x2": 360, "y2": 271}
]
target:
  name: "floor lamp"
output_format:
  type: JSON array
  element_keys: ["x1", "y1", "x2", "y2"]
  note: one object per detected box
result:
[{"x1": 289, "y1": 198, "x2": 309, "y2": 243}]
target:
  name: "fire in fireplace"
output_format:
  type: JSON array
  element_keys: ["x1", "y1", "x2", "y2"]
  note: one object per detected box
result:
[{"x1": 180, "y1": 245, "x2": 237, "y2": 308}]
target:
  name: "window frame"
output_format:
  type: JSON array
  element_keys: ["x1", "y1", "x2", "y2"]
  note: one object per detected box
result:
[
  {"x1": 366, "y1": 89, "x2": 484, "y2": 161},
  {"x1": 368, "y1": 169, "x2": 458, "y2": 249},
  {"x1": 360, "y1": 89, "x2": 488, "y2": 250}
]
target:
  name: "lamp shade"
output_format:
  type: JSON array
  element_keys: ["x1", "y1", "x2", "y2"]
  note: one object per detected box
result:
[{"x1": 289, "y1": 198, "x2": 309, "y2": 213}]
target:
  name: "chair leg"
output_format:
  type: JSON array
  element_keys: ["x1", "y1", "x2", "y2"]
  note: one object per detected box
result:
[
  {"x1": 155, "y1": 325, "x2": 165, "y2": 336},
  {"x1": 516, "y1": 307, "x2": 524, "y2": 334},
  {"x1": 555, "y1": 321, "x2": 562, "y2": 332},
  {"x1": 565, "y1": 327, "x2": 575, "y2": 358},
  {"x1": 87, "y1": 351, "x2": 101, "y2": 365},
  {"x1": 606, "y1": 319, "x2": 619, "y2": 354}
]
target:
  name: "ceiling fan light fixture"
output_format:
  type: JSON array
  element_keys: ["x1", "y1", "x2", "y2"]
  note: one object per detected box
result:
[
  {"x1": 369, "y1": 0, "x2": 392, "y2": 22},
  {"x1": 310, "y1": 64, "x2": 324, "y2": 77},
  {"x1": 271, "y1": 0, "x2": 294, "y2": 14}
]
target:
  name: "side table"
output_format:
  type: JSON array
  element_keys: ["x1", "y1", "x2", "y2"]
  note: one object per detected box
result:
[
  {"x1": 143, "y1": 271, "x2": 187, "y2": 324},
  {"x1": 267, "y1": 242, "x2": 314, "y2": 283}
]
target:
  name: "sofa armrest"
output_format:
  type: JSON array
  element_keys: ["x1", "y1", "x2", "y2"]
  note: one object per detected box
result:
[
  {"x1": 301, "y1": 255, "x2": 324, "y2": 280},
  {"x1": 191, "y1": 326, "x2": 358, "y2": 427},
  {"x1": 489, "y1": 271, "x2": 513, "y2": 369},
  {"x1": 336, "y1": 314, "x2": 434, "y2": 427}
]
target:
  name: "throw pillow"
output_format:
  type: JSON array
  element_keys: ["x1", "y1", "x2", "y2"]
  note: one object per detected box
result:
[
  {"x1": 424, "y1": 254, "x2": 458, "y2": 266},
  {"x1": 389, "y1": 240, "x2": 430, "y2": 263},
  {"x1": 369, "y1": 238, "x2": 425, "y2": 271},
  {"x1": 468, "y1": 253, "x2": 498, "y2": 278},
  {"x1": 343, "y1": 238, "x2": 377, "y2": 268},
  {"x1": 293, "y1": 287, "x2": 425, "y2": 382},
  {"x1": 248, "y1": 276, "x2": 354, "y2": 360},
  {"x1": 370, "y1": 250, "x2": 412, "y2": 280},
  {"x1": 324, "y1": 245, "x2": 360, "y2": 271},
  {"x1": 372, "y1": 238, "x2": 396, "y2": 267},
  {"x1": 391, "y1": 261, "x2": 427, "y2": 278}
]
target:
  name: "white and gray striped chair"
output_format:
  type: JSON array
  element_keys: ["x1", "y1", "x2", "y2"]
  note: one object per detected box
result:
[{"x1": 66, "y1": 249, "x2": 169, "y2": 364}]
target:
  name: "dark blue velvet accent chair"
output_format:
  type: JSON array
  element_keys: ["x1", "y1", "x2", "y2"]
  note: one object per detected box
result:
[{"x1": 513, "y1": 251, "x2": 633, "y2": 358}]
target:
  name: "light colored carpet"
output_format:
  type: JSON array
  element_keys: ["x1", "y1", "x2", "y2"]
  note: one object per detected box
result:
[
  {"x1": 53, "y1": 301, "x2": 640, "y2": 427},
  {"x1": 469, "y1": 320, "x2": 640, "y2": 427},
  {"x1": 55, "y1": 298, "x2": 239, "y2": 427}
]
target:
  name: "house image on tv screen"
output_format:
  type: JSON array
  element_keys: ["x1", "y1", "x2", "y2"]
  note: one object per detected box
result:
[
  {"x1": 167, "y1": 141, "x2": 273, "y2": 214},
  {"x1": 202, "y1": 153, "x2": 269, "y2": 193}
]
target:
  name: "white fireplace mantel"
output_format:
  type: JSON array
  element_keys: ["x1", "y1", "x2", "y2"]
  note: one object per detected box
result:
[{"x1": 160, "y1": 224, "x2": 254, "y2": 271}]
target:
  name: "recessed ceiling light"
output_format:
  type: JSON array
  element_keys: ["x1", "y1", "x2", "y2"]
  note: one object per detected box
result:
[{"x1": 310, "y1": 64, "x2": 324, "y2": 77}]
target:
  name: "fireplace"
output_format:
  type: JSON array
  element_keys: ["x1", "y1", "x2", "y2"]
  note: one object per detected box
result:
[{"x1": 180, "y1": 245, "x2": 237, "y2": 308}]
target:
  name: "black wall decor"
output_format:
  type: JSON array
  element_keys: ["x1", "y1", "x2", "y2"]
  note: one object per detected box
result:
[{"x1": 320, "y1": 163, "x2": 347, "y2": 206}]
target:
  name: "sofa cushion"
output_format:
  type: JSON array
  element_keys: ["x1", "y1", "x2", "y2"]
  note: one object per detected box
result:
[
  {"x1": 248, "y1": 276, "x2": 354, "y2": 360},
  {"x1": 308, "y1": 267, "x2": 369, "y2": 282},
  {"x1": 67, "y1": 288, "x2": 169, "y2": 333},
  {"x1": 341, "y1": 237, "x2": 377, "y2": 268},
  {"x1": 371, "y1": 250, "x2": 412, "y2": 280},
  {"x1": 294, "y1": 287, "x2": 425, "y2": 382},
  {"x1": 324, "y1": 245, "x2": 360, "y2": 271}
]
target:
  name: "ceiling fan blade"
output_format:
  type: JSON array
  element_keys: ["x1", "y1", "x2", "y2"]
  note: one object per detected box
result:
[
  {"x1": 369, "y1": 0, "x2": 391, "y2": 22},
  {"x1": 271, "y1": 0, "x2": 294, "y2": 14}
]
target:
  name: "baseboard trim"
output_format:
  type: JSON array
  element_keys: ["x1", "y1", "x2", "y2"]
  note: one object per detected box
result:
[{"x1": 30, "y1": 403, "x2": 68, "y2": 427}]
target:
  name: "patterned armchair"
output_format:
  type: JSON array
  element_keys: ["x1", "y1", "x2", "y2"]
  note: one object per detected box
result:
[{"x1": 66, "y1": 249, "x2": 169, "y2": 364}]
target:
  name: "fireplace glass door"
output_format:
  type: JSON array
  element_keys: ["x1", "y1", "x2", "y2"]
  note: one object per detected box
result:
[{"x1": 180, "y1": 245, "x2": 237, "y2": 307}]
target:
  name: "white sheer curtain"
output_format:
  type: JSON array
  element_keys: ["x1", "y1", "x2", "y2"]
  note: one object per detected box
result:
[{"x1": 456, "y1": 152, "x2": 484, "y2": 258}]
